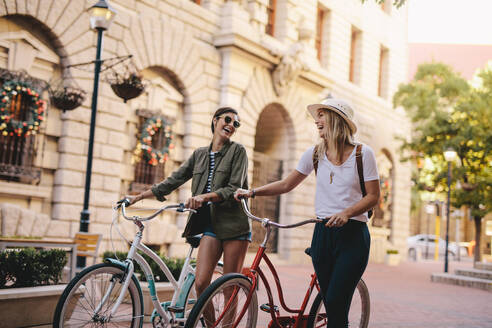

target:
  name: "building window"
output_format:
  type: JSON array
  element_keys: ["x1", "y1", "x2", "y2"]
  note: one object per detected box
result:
[
  {"x1": 131, "y1": 112, "x2": 169, "y2": 193},
  {"x1": 378, "y1": 45, "x2": 389, "y2": 98},
  {"x1": 266, "y1": 0, "x2": 276, "y2": 36},
  {"x1": 0, "y1": 72, "x2": 43, "y2": 183},
  {"x1": 316, "y1": 6, "x2": 325, "y2": 61},
  {"x1": 349, "y1": 27, "x2": 362, "y2": 84}
]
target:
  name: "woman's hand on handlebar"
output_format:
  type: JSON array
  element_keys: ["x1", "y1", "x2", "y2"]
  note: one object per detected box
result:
[
  {"x1": 122, "y1": 195, "x2": 140, "y2": 207},
  {"x1": 185, "y1": 195, "x2": 206, "y2": 209},
  {"x1": 234, "y1": 188, "x2": 254, "y2": 201}
]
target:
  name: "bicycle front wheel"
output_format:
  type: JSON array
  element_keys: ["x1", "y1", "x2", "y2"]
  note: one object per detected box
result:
[
  {"x1": 307, "y1": 278, "x2": 370, "y2": 328},
  {"x1": 53, "y1": 262, "x2": 144, "y2": 327},
  {"x1": 185, "y1": 273, "x2": 258, "y2": 328}
]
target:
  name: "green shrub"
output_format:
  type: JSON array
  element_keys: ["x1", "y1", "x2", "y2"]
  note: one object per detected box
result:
[
  {"x1": 103, "y1": 250, "x2": 188, "y2": 282},
  {"x1": 0, "y1": 248, "x2": 67, "y2": 288},
  {"x1": 386, "y1": 249, "x2": 399, "y2": 255}
]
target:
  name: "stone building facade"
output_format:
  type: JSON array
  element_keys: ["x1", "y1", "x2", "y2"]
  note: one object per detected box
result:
[{"x1": 0, "y1": 0, "x2": 411, "y2": 263}]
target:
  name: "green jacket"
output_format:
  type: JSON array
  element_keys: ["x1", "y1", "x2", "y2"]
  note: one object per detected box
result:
[{"x1": 151, "y1": 140, "x2": 250, "y2": 239}]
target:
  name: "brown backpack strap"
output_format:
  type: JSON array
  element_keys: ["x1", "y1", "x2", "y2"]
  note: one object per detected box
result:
[
  {"x1": 355, "y1": 144, "x2": 366, "y2": 196},
  {"x1": 312, "y1": 144, "x2": 320, "y2": 175},
  {"x1": 355, "y1": 144, "x2": 373, "y2": 218}
]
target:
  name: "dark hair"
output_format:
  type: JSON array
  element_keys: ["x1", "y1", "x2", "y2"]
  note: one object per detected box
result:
[{"x1": 211, "y1": 107, "x2": 239, "y2": 133}]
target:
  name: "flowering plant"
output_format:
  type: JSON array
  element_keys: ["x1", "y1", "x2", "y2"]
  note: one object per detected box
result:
[
  {"x1": 0, "y1": 80, "x2": 46, "y2": 137},
  {"x1": 133, "y1": 116, "x2": 173, "y2": 166},
  {"x1": 109, "y1": 72, "x2": 145, "y2": 103},
  {"x1": 50, "y1": 85, "x2": 86, "y2": 112}
]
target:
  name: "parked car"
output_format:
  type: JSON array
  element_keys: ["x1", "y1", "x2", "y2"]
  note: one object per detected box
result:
[{"x1": 407, "y1": 234, "x2": 467, "y2": 261}]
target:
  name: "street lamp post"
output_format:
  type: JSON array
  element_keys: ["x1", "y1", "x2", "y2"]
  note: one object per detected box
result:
[
  {"x1": 78, "y1": 0, "x2": 116, "y2": 267},
  {"x1": 425, "y1": 203, "x2": 436, "y2": 260},
  {"x1": 443, "y1": 147, "x2": 457, "y2": 273}
]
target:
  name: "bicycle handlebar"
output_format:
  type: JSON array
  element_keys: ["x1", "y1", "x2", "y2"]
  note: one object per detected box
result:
[
  {"x1": 117, "y1": 200, "x2": 197, "y2": 222},
  {"x1": 240, "y1": 198, "x2": 323, "y2": 229}
]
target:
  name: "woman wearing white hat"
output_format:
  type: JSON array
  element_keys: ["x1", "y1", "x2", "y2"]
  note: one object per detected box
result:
[{"x1": 235, "y1": 98, "x2": 380, "y2": 327}]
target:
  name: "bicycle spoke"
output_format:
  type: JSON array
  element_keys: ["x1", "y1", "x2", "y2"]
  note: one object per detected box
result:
[
  {"x1": 185, "y1": 275, "x2": 257, "y2": 328},
  {"x1": 55, "y1": 264, "x2": 142, "y2": 328}
]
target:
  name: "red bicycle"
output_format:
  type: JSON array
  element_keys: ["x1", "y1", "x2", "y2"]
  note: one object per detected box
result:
[{"x1": 185, "y1": 199, "x2": 370, "y2": 328}]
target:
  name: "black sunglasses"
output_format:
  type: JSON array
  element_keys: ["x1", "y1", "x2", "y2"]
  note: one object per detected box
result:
[{"x1": 220, "y1": 115, "x2": 241, "y2": 129}]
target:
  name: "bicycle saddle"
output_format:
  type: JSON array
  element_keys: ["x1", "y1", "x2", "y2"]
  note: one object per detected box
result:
[
  {"x1": 186, "y1": 235, "x2": 202, "y2": 248},
  {"x1": 305, "y1": 247, "x2": 311, "y2": 257}
]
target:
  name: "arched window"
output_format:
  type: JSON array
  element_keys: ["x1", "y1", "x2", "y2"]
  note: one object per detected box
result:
[
  {"x1": 0, "y1": 16, "x2": 59, "y2": 183},
  {"x1": 128, "y1": 68, "x2": 184, "y2": 194}
]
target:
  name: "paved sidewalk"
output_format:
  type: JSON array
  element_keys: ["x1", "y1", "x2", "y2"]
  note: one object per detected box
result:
[{"x1": 254, "y1": 259, "x2": 492, "y2": 328}]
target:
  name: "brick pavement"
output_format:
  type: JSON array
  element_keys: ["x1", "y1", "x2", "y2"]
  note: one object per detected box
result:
[
  {"x1": 143, "y1": 258, "x2": 492, "y2": 327},
  {"x1": 253, "y1": 259, "x2": 491, "y2": 328}
]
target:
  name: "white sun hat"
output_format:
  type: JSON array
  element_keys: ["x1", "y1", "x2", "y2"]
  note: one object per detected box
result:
[{"x1": 307, "y1": 98, "x2": 357, "y2": 134}]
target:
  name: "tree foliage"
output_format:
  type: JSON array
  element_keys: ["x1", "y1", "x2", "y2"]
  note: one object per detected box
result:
[
  {"x1": 361, "y1": 0, "x2": 407, "y2": 8},
  {"x1": 394, "y1": 62, "x2": 492, "y2": 260}
]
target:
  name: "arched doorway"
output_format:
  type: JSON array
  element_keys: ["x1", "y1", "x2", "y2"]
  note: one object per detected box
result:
[
  {"x1": 250, "y1": 103, "x2": 294, "y2": 253},
  {"x1": 373, "y1": 149, "x2": 394, "y2": 237}
]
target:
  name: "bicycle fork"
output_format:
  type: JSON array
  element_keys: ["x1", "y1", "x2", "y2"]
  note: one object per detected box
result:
[{"x1": 94, "y1": 229, "x2": 143, "y2": 323}]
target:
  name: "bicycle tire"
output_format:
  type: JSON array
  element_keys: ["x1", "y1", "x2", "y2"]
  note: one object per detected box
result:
[
  {"x1": 307, "y1": 279, "x2": 370, "y2": 328},
  {"x1": 184, "y1": 273, "x2": 258, "y2": 328},
  {"x1": 177, "y1": 262, "x2": 224, "y2": 321},
  {"x1": 53, "y1": 262, "x2": 144, "y2": 328}
]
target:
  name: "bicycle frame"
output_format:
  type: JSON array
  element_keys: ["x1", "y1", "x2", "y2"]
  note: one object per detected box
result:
[
  {"x1": 104, "y1": 203, "x2": 197, "y2": 326},
  {"x1": 244, "y1": 244, "x2": 320, "y2": 328},
  {"x1": 224, "y1": 199, "x2": 322, "y2": 328}
]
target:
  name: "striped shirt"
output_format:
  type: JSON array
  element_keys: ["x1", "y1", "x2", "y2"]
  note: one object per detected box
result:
[{"x1": 206, "y1": 152, "x2": 217, "y2": 203}]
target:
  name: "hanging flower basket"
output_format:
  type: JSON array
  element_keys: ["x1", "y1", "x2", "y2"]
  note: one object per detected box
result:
[
  {"x1": 105, "y1": 57, "x2": 145, "y2": 103},
  {"x1": 50, "y1": 86, "x2": 86, "y2": 112},
  {"x1": 108, "y1": 72, "x2": 145, "y2": 103}
]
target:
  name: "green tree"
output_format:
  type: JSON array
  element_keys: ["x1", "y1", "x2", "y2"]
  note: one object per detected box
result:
[
  {"x1": 361, "y1": 0, "x2": 407, "y2": 8},
  {"x1": 393, "y1": 63, "x2": 492, "y2": 262}
]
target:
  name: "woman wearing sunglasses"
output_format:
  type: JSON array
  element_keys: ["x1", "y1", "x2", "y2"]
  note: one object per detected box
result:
[
  {"x1": 235, "y1": 98, "x2": 380, "y2": 328},
  {"x1": 126, "y1": 107, "x2": 250, "y2": 300}
]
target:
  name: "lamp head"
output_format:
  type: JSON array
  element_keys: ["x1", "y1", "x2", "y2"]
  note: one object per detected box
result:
[
  {"x1": 89, "y1": 0, "x2": 117, "y2": 30},
  {"x1": 443, "y1": 147, "x2": 457, "y2": 162}
]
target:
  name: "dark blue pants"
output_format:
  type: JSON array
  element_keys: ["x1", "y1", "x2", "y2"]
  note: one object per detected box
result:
[{"x1": 310, "y1": 220, "x2": 370, "y2": 328}]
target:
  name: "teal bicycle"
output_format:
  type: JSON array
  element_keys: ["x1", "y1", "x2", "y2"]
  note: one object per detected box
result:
[{"x1": 53, "y1": 200, "x2": 223, "y2": 327}]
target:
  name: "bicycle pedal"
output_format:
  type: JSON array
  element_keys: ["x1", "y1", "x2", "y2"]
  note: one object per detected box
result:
[
  {"x1": 167, "y1": 305, "x2": 185, "y2": 313},
  {"x1": 260, "y1": 303, "x2": 279, "y2": 313}
]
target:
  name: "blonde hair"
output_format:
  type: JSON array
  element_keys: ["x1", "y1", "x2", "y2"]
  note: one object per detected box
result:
[{"x1": 316, "y1": 109, "x2": 354, "y2": 164}]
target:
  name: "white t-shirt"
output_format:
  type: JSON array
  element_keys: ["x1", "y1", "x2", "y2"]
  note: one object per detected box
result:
[{"x1": 296, "y1": 144, "x2": 379, "y2": 222}]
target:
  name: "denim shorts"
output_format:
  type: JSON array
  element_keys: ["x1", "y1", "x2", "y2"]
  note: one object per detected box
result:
[{"x1": 203, "y1": 225, "x2": 252, "y2": 242}]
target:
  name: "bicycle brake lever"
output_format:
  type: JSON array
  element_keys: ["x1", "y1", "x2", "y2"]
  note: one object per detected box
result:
[
  {"x1": 116, "y1": 198, "x2": 131, "y2": 209},
  {"x1": 177, "y1": 203, "x2": 197, "y2": 214}
]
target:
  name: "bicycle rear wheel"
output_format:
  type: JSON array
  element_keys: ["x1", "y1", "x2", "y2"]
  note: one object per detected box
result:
[
  {"x1": 53, "y1": 262, "x2": 143, "y2": 327},
  {"x1": 307, "y1": 279, "x2": 370, "y2": 328},
  {"x1": 185, "y1": 273, "x2": 258, "y2": 328}
]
